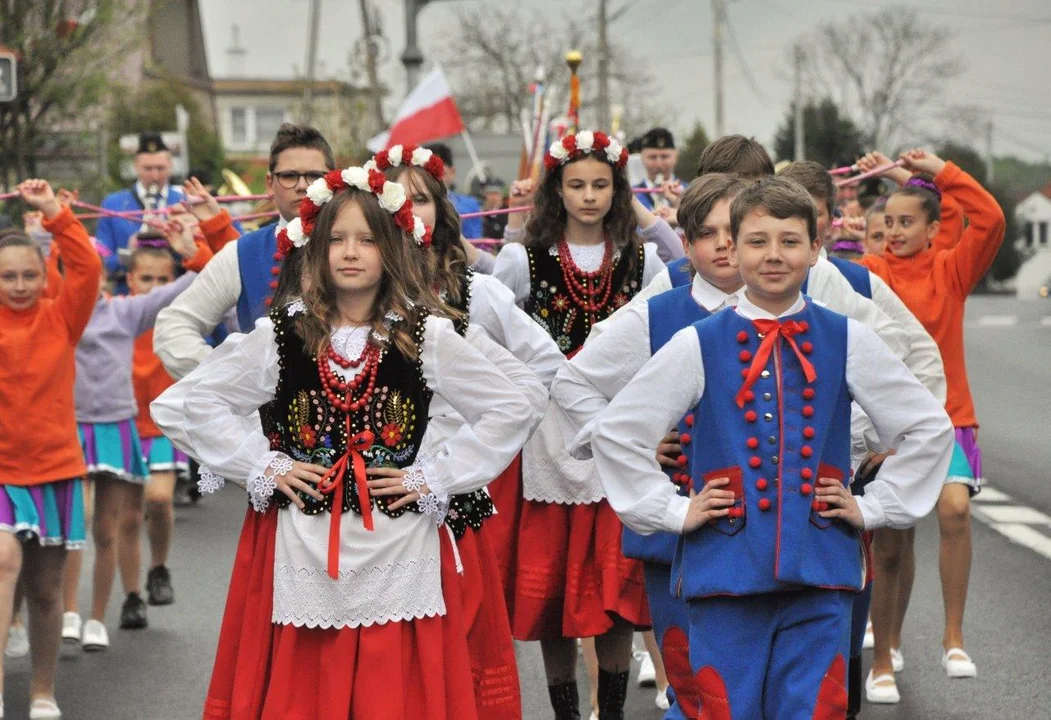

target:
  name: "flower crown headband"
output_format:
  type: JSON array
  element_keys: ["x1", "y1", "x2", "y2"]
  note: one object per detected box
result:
[
  {"x1": 544, "y1": 130, "x2": 628, "y2": 172},
  {"x1": 371, "y1": 144, "x2": 445, "y2": 182},
  {"x1": 276, "y1": 166, "x2": 433, "y2": 260}
]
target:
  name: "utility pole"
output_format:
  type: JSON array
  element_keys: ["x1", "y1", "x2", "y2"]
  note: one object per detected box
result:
[
  {"x1": 711, "y1": 0, "x2": 725, "y2": 137},
  {"x1": 597, "y1": 0, "x2": 610, "y2": 131},
  {"x1": 402, "y1": 0, "x2": 432, "y2": 92},
  {"x1": 794, "y1": 45, "x2": 805, "y2": 161},
  {"x1": 985, "y1": 118, "x2": 995, "y2": 184},
  {"x1": 302, "y1": 0, "x2": 322, "y2": 124},
  {"x1": 358, "y1": 0, "x2": 385, "y2": 130}
]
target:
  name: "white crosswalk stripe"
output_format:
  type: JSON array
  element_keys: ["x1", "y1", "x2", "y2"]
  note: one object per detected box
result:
[{"x1": 970, "y1": 483, "x2": 1051, "y2": 562}]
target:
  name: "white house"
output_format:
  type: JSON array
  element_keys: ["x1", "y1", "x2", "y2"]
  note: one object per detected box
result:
[{"x1": 1015, "y1": 183, "x2": 1051, "y2": 299}]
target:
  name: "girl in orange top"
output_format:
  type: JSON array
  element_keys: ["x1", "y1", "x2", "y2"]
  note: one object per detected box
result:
[
  {"x1": 0, "y1": 180, "x2": 101, "y2": 719},
  {"x1": 860, "y1": 149, "x2": 1005, "y2": 687}
]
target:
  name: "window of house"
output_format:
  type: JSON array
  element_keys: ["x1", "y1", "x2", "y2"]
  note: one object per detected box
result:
[
  {"x1": 1040, "y1": 221, "x2": 1049, "y2": 247},
  {"x1": 1025, "y1": 222, "x2": 1035, "y2": 247},
  {"x1": 255, "y1": 108, "x2": 286, "y2": 146},
  {"x1": 229, "y1": 107, "x2": 248, "y2": 146}
]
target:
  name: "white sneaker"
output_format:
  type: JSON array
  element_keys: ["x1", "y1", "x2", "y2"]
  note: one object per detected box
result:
[
  {"x1": 863, "y1": 620, "x2": 874, "y2": 649},
  {"x1": 81, "y1": 619, "x2": 109, "y2": 651},
  {"x1": 28, "y1": 697, "x2": 61, "y2": 719},
  {"x1": 5, "y1": 623, "x2": 28, "y2": 657},
  {"x1": 942, "y1": 648, "x2": 977, "y2": 678},
  {"x1": 637, "y1": 652, "x2": 657, "y2": 687},
  {"x1": 655, "y1": 687, "x2": 671, "y2": 711},
  {"x1": 61, "y1": 612, "x2": 82, "y2": 644},
  {"x1": 864, "y1": 670, "x2": 900, "y2": 704},
  {"x1": 891, "y1": 647, "x2": 905, "y2": 673}
]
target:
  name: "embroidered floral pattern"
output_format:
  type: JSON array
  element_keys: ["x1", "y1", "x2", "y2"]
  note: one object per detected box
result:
[
  {"x1": 381, "y1": 423, "x2": 403, "y2": 447},
  {"x1": 248, "y1": 453, "x2": 291, "y2": 512},
  {"x1": 401, "y1": 464, "x2": 426, "y2": 493},
  {"x1": 197, "y1": 466, "x2": 225, "y2": 494}
]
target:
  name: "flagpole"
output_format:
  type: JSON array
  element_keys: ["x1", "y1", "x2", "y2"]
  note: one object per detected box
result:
[{"x1": 460, "y1": 129, "x2": 488, "y2": 184}]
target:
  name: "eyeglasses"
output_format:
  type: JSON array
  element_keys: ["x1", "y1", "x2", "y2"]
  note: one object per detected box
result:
[{"x1": 272, "y1": 171, "x2": 327, "y2": 189}]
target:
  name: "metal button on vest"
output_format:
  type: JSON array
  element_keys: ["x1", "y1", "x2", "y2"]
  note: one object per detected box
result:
[
  {"x1": 768, "y1": 436, "x2": 777, "y2": 444},
  {"x1": 771, "y1": 455, "x2": 779, "y2": 463},
  {"x1": 762, "y1": 392, "x2": 772, "y2": 401},
  {"x1": 764, "y1": 413, "x2": 774, "y2": 421},
  {"x1": 761, "y1": 370, "x2": 770, "y2": 378}
]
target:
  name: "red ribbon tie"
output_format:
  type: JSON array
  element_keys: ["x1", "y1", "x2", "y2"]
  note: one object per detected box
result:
[
  {"x1": 734, "y1": 319, "x2": 817, "y2": 408},
  {"x1": 317, "y1": 427, "x2": 375, "y2": 579}
]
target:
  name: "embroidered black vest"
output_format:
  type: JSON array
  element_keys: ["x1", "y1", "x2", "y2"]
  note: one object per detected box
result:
[
  {"x1": 523, "y1": 242, "x2": 646, "y2": 356},
  {"x1": 439, "y1": 267, "x2": 497, "y2": 538},
  {"x1": 261, "y1": 306, "x2": 432, "y2": 520}
]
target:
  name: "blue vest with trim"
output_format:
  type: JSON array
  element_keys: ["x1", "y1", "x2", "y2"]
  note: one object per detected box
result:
[
  {"x1": 622, "y1": 285, "x2": 712, "y2": 565},
  {"x1": 666, "y1": 256, "x2": 692, "y2": 289},
  {"x1": 675, "y1": 302, "x2": 863, "y2": 599},
  {"x1": 236, "y1": 224, "x2": 279, "y2": 329},
  {"x1": 827, "y1": 255, "x2": 872, "y2": 298}
]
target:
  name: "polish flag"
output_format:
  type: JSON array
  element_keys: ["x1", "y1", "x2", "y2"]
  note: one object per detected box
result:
[{"x1": 367, "y1": 66, "x2": 465, "y2": 152}]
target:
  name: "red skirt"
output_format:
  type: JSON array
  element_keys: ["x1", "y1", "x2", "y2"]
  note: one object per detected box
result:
[
  {"x1": 203, "y1": 509, "x2": 478, "y2": 719},
  {"x1": 483, "y1": 454, "x2": 523, "y2": 614},
  {"x1": 456, "y1": 526, "x2": 521, "y2": 719},
  {"x1": 509, "y1": 498, "x2": 651, "y2": 641}
]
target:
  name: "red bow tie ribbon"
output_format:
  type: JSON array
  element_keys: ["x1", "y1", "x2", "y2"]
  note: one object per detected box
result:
[
  {"x1": 735, "y1": 318, "x2": 817, "y2": 408},
  {"x1": 317, "y1": 424, "x2": 375, "y2": 579}
]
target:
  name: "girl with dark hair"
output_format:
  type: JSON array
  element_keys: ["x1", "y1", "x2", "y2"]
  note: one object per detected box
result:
[
  {"x1": 380, "y1": 145, "x2": 562, "y2": 719},
  {"x1": 493, "y1": 131, "x2": 666, "y2": 720},
  {"x1": 153, "y1": 166, "x2": 534, "y2": 718}
]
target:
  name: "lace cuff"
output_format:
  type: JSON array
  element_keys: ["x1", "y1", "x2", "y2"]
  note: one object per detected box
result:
[
  {"x1": 402, "y1": 456, "x2": 448, "y2": 525},
  {"x1": 197, "y1": 466, "x2": 226, "y2": 495},
  {"x1": 247, "y1": 452, "x2": 294, "y2": 513}
]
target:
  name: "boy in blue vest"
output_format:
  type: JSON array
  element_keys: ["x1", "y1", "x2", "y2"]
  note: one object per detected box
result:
[{"x1": 588, "y1": 177, "x2": 953, "y2": 718}]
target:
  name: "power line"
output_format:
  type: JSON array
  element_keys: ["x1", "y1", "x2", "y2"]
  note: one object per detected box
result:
[{"x1": 807, "y1": 0, "x2": 1051, "y2": 24}]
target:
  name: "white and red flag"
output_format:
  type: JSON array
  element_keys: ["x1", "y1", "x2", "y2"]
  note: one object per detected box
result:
[{"x1": 367, "y1": 66, "x2": 465, "y2": 152}]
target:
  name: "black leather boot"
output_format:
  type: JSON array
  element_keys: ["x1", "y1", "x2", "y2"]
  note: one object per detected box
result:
[
  {"x1": 847, "y1": 654, "x2": 863, "y2": 718},
  {"x1": 547, "y1": 680, "x2": 581, "y2": 720},
  {"x1": 597, "y1": 668, "x2": 629, "y2": 720}
]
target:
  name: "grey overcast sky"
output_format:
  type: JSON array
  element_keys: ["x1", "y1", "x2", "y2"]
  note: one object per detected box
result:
[{"x1": 200, "y1": 0, "x2": 1051, "y2": 162}]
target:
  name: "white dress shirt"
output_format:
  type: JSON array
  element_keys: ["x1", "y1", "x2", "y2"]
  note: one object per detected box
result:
[{"x1": 590, "y1": 292, "x2": 954, "y2": 538}]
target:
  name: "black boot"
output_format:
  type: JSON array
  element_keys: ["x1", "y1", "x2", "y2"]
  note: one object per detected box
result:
[
  {"x1": 597, "y1": 668, "x2": 629, "y2": 720},
  {"x1": 847, "y1": 654, "x2": 863, "y2": 718},
  {"x1": 547, "y1": 680, "x2": 581, "y2": 720}
]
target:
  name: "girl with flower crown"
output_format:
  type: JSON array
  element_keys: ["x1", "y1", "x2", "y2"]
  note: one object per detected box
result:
[
  {"x1": 376, "y1": 144, "x2": 563, "y2": 718},
  {"x1": 152, "y1": 167, "x2": 534, "y2": 718},
  {"x1": 492, "y1": 131, "x2": 669, "y2": 719}
]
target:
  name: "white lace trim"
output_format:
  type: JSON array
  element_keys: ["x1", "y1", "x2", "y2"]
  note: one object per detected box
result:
[
  {"x1": 271, "y1": 559, "x2": 445, "y2": 629},
  {"x1": 522, "y1": 412, "x2": 605, "y2": 504},
  {"x1": 247, "y1": 452, "x2": 292, "y2": 512},
  {"x1": 197, "y1": 466, "x2": 225, "y2": 494},
  {"x1": 402, "y1": 457, "x2": 449, "y2": 525},
  {"x1": 286, "y1": 298, "x2": 307, "y2": 316},
  {"x1": 329, "y1": 325, "x2": 370, "y2": 360},
  {"x1": 551, "y1": 241, "x2": 622, "y2": 272}
]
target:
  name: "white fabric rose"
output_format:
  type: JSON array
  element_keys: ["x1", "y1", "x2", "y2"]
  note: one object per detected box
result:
[
  {"x1": 306, "y1": 177, "x2": 333, "y2": 206},
  {"x1": 378, "y1": 181, "x2": 407, "y2": 213},
  {"x1": 606, "y1": 139, "x2": 624, "y2": 165},
  {"x1": 412, "y1": 215, "x2": 427, "y2": 244},
  {"x1": 575, "y1": 131, "x2": 595, "y2": 153},
  {"x1": 363, "y1": 159, "x2": 378, "y2": 172},
  {"x1": 286, "y1": 217, "x2": 308, "y2": 247},
  {"x1": 388, "y1": 145, "x2": 404, "y2": 166},
  {"x1": 411, "y1": 147, "x2": 433, "y2": 167},
  {"x1": 342, "y1": 166, "x2": 370, "y2": 191},
  {"x1": 549, "y1": 141, "x2": 569, "y2": 162}
]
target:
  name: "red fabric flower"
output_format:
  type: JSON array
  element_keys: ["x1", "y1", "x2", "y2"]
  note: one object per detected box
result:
[
  {"x1": 380, "y1": 423, "x2": 403, "y2": 447},
  {"x1": 367, "y1": 168, "x2": 387, "y2": 194},
  {"x1": 544, "y1": 155, "x2": 559, "y2": 171},
  {"x1": 424, "y1": 155, "x2": 445, "y2": 181},
  {"x1": 562, "y1": 135, "x2": 578, "y2": 153},
  {"x1": 324, "y1": 169, "x2": 346, "y2": 192},
  {"x1": 276, "y1": 229, "x2": 293, "y2": 258},
  {"x1": 394, "y1": 205, "x2": 415, "y2": 233},
  {"x1": 421, "y1": 226, "x2": 433, "y2": 249},
  {"x1": 593, "y1": 132, "x2": 610, "y2": 151},
  {"x1": 375, "y1": 149, "x2": 391, "y2": 170},
  {"x1": 617, "y1": 148, "x2": 629, "y2": 167},
  {"x1": 300, "y1": 197, "x2": 320, "y2": 223},
  {"x1": 299, "y1": 426, "x2": 317, "y2": 449}
]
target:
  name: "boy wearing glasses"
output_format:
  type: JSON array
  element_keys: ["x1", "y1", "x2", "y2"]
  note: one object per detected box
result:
[{"x1": 154, "y1": 123, "x2": 336, "y2": 379}]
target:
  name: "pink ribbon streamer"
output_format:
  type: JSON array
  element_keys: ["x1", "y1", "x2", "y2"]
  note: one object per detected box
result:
[{"x1": 834, "y1": 160, "x2": 905, "y2": 188}]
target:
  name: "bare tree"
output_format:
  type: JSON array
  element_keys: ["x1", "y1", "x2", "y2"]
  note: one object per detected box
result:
[
  {"x1": 0, "y1": 0, "x2": 147, "y2": 187},
  {"x1": 440, "y1": 1, "x2": 664, "y2": 136},
  {"x1": 795, "y1": 8, "x2": 964, "y2": 150}
]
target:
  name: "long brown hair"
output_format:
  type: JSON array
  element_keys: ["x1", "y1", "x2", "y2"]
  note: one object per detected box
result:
[
  {"x1": 386, "y1": 165, "x2": 469, "y2": 305},
  {"x1": 292, "y1": 188, "x2": 441, "y2": 360},
  {"x1": 524, "y1": 154, "x2": 642, "y2": 274}
]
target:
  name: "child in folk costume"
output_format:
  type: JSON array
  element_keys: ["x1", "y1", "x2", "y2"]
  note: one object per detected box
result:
[
  {"x1": 153, "y1": 167, "x2": 534, "y2": 718},
  {"x1": 493, "y1": 130, "x2": 670, "y2": 719},
  {"x1": 590, "y1": 177, "x2": 955, "y2": 718},
  {"x1": 0, "y1": 181, "x2": 101, "y2": 720},
  {"x1": 856, "y1": 150, "x2": 1005, "y2": 688},
  {"x1": 68, "y1": 217, "x2": 209, "y2": 651},
  {"x1": 379, "y1": 144, "x2": 563, "y2": 718}
]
